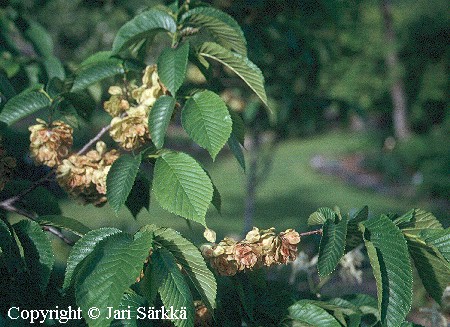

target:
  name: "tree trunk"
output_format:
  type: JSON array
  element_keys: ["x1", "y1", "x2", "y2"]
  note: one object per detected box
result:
[{"x1": 380, "y1": 0, "x2": 411, "y2": 141}]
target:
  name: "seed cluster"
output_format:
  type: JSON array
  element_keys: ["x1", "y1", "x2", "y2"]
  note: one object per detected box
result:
[
  {"x1": 27, "y1": 65, "x2": 166, "y2": 205},
  {"x1": 29, "y1": 119, "x2": 73, "y2": 168},
  {"x1": 201, "y1": 227, "x2": 301, "y2": 276},
  {"x1": 108, "y1": 65, "x2": 167, "y2": 150},
  {"x1": 56, "y1": 141, "x2": 119, "y2": 206}
]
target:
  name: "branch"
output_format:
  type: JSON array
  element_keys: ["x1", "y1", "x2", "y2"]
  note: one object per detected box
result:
[
  {"x1": 299, "y1": 229, "x2": 323, "y2": 237},
  {"x1": 77, "y1": 124, "x2": 111, "y2": 155},
  {"x1": 0, "y1": 171, "x2": 54, "y2": 208},
  {"x1": 0, "y1": 200, "x2": 74, "y2": 245}
]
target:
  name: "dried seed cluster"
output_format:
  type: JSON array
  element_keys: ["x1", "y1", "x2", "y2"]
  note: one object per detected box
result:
[
  {"x1": 56, "y1": 141, "x2": 119, "y2": 206},
  {"x1": 27, "y1": 65, "x2": 167, "y2": 205},
  {"x1": 29, "y1": 119, "x2": 73, "y2": 167},
  {"x1": 201, "y1": 227, "x2": 301, "y2": 276},
  {"x1": 108, "y1": 65, "x2": 166, "y2": 150}
]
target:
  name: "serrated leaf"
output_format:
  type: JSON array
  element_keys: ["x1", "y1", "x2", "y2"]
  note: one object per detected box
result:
[
  {"x1": 406, "y1": 236, "x2": 450, "y2": 305},
  {"x1": 395, "y1": 208, "x2": 443, "y2": 236},
  {"x1": 0, "y1": 89, "x2": 51, "y2": 125},
  {"x1": 318, "y1": 216, "x2": 348, "y2": 277},
  {"x1": 75, "y1": 231, "x2": 153, "y2": 327},
  {"x1": 107, "y1": 154, "x2": 142, "y2": 214},
  {"x1": 361, "y1": 216, "x2": 413, "y2": 327},
  {"x1": 63, "y1": 227, "x2": 122, "y2": 289},
  {"x1": 125, "y1": 170, "x2": 152, "y2": 218},
  {"x1": 182, "y1": 90, "x2": 232, "y2": 160},
  {"x1": 197, "y1": 42, "x2": 269, "y2": 110},
  {"x1": 229, "y1": 108, "x2": 245, "y2": 145},
  {"x1": 227, "y1": 132, "x2": 246, "y2": 171},
  {"x1": 152, "y1": 248, "x2": 194, "y2": 327},
  {"x1": 71, "y1": 58, "x2": 124, "y2": 92},
  {"x1": 112, "y1": 290, "x2": 147, "y2": 327},
  {"x1": 148, "y1": 95, "x2": 176, "y2": 149},
  {"x1": 36, "y1": 215, "x2": 91, "y2": 237},
  {"x1": 303, "y1": 298, "x2": 360, "y2": 326},
  {"x1": 181, "y1": 7, "x2": 247, "y2": 56},
  {"x1": 342, "y1": 293, "x2": 379, "y2": 319},
  {"x1": 153, "y1": 152, "x2": 213, "y2": 225},
  {"x1": 13, "y1": 220, "x2": 54, "y2": 294},
  {"x1": 422, "y1": 228, "x2": 450, "y2": 262},
  {"x1": 158, "y1": 42, "x2": 190, "y2": 96},
  {"x1": 145, "y1": 226, "x2": 217, "y2": 311},
  {"x1": 43, "y1": 55, "x2": 65, "y2": 80},
  {"x1": 346, "y1": 206, "x2": 368, "y2": 252},
  {"x1": 112, "y1": 9, "x2": 177, "y2": 54},
  {"x1": 308, "y1": 207, "x2": 336, "y2": 226},
  {"x1": 287, "y1": 301, "x2": 342, "y2": 327}
]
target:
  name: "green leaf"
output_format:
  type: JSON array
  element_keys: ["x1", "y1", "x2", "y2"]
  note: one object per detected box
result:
[
  {"x1": 300, "y1": 298, "x2": 361, "y2": 326},
  {"x1": 112, "y1": 9, "x2": 177, "y2": 54},
  {"x1": 63, "y1": 227, "x2": 122, "y2": 289},
  {"x1": 318, "y1": 216, "x2": 348, "y2": 277},
  {"x1": 80, "y1": 51, "x2": 113, "y2": 67},
  {"x1": 24, "y1": 20, "x2": 54, "y2": 57},
  {"x1": 422, "y1": 228, "x2": 450, "y2": 262},
  {"x1": 153, "y1": 151, "x2": 213, "y2": 225},
  {"x1": 308, "y1": 207, "x2": 336, "y2": 226},
  {"x1": 13, "y1": 220, "x2": 54, "y2": 294},
  {"x1": 0, "y1": 219, "x2": 17, "y2": 273},
  {"x1": 113, "y1": 290, "x2": 147, "y2": 327},
  {"x1": 125, "y1": 170, "x2": 152, "y2": 218},
  {"x1": 182, "y1": 90, "x2": 232, "y2": 160},
  {"x1": 197, "y1": 42, "x2": 269, "y2": 110},
  {"x1": 361, "y1": 215, "x2": 413, "y2": 327},
  {"x1": 0, "y1": 89, "x2": 51, "y2": 125},
  {"x1": 287, "y1": 300, "x2": 342, "y2": 327},
  {"x1": 406, "y1": 236, "x2": 450, "y2": 305},
  {"x1": 346, "y1": 206, "x2": 368, "y2": 252},
  {"x1": 43, "y1": 55, "x2": 65, "y2": 80},
  {"x1": 63, "y1": 92, "x2": 96, "y2": 120},
  {"x1": 151, "y1": 248, "x2": 194, "y2": 327},
  {"x1": 146, "y1": 226, "x2": 217, "y2": 311},
  {"x1": 395, "y1": 208, "x2": 443, "y2": 236},
  {"x1": 148, "y1": 95, "x2": 176, "y2": 149},
  {"x1": 157, "y1": 42, "x2": 190, "y2": 96},
  {"x1": 181, "y1": 7, "x2": 247, "y2": 56},
  {"x1": 228, "y1": 132, "x2": 246, "y2": 171},
  {"x1": 0, "y1": 71, "x2": 16, "y2": 101},
  {"x1": 342, "y1": 293, "x2": 379, "y2": 319},
  {"x1": 36, "y1": 215, "x2": 91, "y2": 237},
  {"x1": 71, "y1": 58, "x2": 124, "y2": 92},
  {"x1": 107, "y1": 154, "x2": 142, "y2": 214},
  {"x1": 75, "y1": 231, "x2": 153, "y2": 327},
  {"x1": 229, "y1": 109, "x2": 245, "y2": 145}
]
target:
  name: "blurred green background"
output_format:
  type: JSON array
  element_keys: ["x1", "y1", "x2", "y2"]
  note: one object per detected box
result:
[{"x1": 1, "y1": 0, "x2": 448, "y2": 262}]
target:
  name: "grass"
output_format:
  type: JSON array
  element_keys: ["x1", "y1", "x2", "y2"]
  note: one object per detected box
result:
[{"x1": 49, "y1": 130, "x2": 441, "y2": 253}]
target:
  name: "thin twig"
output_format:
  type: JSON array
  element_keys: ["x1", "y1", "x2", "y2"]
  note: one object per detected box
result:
[
  {"x1": 77, "y1": 124, "x2": 112, "y2": 155},
  {"x1": 0, "y1": 200, "x2": 74, "y2": 245},
  {"x1": 0, "y1": 171, "x2": 54, "y2": 208},
  {"x1": 299, "y1": 229, "x2": 323, "y2": 237}
]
